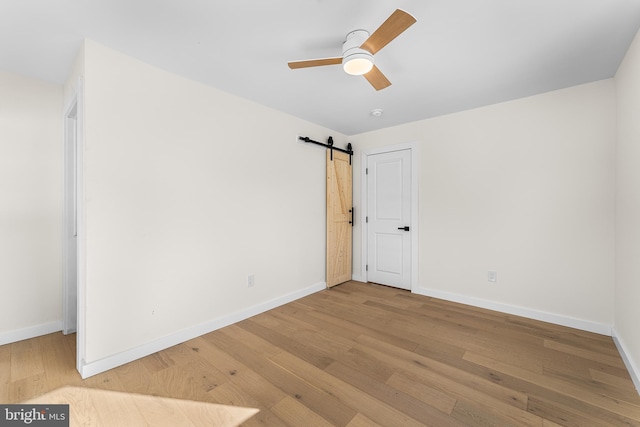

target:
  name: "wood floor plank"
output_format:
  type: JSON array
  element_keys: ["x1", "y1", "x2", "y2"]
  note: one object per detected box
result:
[
  {"x1": 590, "y1": 367, "x2": 639, "y2": 391},
  {"x1": 325, "y1": 360, "x2": 469, "y2": 426},
  {"x1": 542, "y1": 347, "x2": 597, "y2": 383},
  {"x1": 269, "y1": 349, "x2": 430, "y2": 427},
  {"x1": 413, "y1": 338, "x2": 468, "y2": 366},
  {"x1": 267, "y1": 310, "x2": 354, "y2": 359},
  {"x1": 2, "y1": 281, "x2": 639, "y2": 426},
  {"x1": 542, "y1": 358, "x2": 639, "y2": 406},
  {"x1": 355, "y1": 334, "x2": 531, "y2": 412},
  {"x1": 395, "y1": 353, "x2": 540, "y2": 425},
  {"x1": 112, "y1": 358, "x2": 166, "y2": 397},
  {"x1": 40, "y1": 333, "x2": 82, "y2": 391},
  {"x1": 10, "y1": 343, "x2": 45, "y2": 381},
  {"x1": 207, "y1": 329, "x2": 357, "y2": 427},
  {"x1": 451, "y1": 346, "x2": 640, "y2": 425},
  {"x1": 238, "y1": 318, "x2": 337, "y2": 370},
  {"x1": 464, "y1": 351, "x2": 640, "y2": 421},
  {"x1": 140, "y1": 350, "x2": 176, "y2": 374},
  {"x1": 204, "y1": 381, "x2": 260, "y2": 410},
  {"x1": 366, "y1": 298, "x2": 548, "y2": 375},
  {"x1": 361, "y1": 333, "x2": 556, "y2": 425},
  {"x1": 336, "y1": 347, "x2": 396, "y2": 382},
  {"x1": 220, "y1": 323, "x2": 283, "y2": 359},
  {"x1": 285, "y1": 301, "x2": 363, "y2": 341},
  {"x1": 430, "y1": 297, "x2": 612, "y2": 355},
  {"x1": 386, "y1": 371, "x2": 457, "y2": 414},
  {"x1": 345, "y1": 413, "x2": 386, "y2": 427},
  {"x1": 452, "y1": 397, "x2": 543, "y2": 427},
  {"x1": 80, "y1": 367, "x2": 130, "y2": 398},
  {"x1": 132, "y1": 396, "x2": 199, "y2": 427},
  {"x1": 193, "y1": 336, "x2": 287, "y2": 409},
  {"x1": 271, "y1": 395, "x2": 335, "y2": 427},
  {"x1": 151, "y1": 358, "x2": 221, "y2": 402},
  {"x1": 541, "y1": 420, "x2": 566, "y2": 427},
  {"x1": 527, "y1": 394, "x2": 639, "y2": 427},
  {"x1": 203, "y1": 380, "x2": 285, "y2": 427},
  {"x1": 89, "y1": 389, "x2": 149, "y2": 426},
  {"x1": 9, "y1": 372, "x2": 48, "y2": 402},
  {"x1": 544, "y1": 338, "x2": 626, "y2": 368},
  {"x1": 306, "y1": 307, "x2": 420, "y2": 351},
  {"x1": 263, "y1": 308, "x2": 321, "y2": 334}
]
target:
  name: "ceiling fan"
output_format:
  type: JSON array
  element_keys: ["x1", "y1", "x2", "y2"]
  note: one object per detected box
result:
[{"x1": 288, "y1": 9, "x2": 417, "y2": 91}]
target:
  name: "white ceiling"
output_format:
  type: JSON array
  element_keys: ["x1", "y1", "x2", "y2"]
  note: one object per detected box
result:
[{"x1": 2, "y1": 0, "x2": 640, "y2": 135}]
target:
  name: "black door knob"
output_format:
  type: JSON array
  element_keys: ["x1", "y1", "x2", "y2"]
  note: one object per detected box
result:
[{"x1": 398, "y1": 226, "x2": 410, "y2": 231}]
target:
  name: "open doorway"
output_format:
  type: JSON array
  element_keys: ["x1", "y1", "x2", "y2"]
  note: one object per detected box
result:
[
  {"x1": 63, "y1": 98, "x2": 78, "y2": 334},
  {"x1": 62, "y1": 80, "x2": 86, "y2": 374}
]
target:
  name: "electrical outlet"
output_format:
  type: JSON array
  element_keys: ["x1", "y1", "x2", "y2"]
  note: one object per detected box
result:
[
  {"x1": 247, "y1": 274, "x2": 255, "y2": 287},
  {"x1": 488, "y1": 270, "x2": 497, "y2": 282}
]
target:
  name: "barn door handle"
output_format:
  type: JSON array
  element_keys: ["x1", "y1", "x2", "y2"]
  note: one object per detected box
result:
[
  {"x1": 398, "y1": 226, "x2": 410, "y2": 231},
  {"x1": 349, "y1": 207, "x2": 354, "y2": 226}
]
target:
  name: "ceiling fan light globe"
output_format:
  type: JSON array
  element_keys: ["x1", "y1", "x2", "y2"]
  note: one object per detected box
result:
[{"x1": 343, "y1": 54, "x2": 374, "y2": 76}]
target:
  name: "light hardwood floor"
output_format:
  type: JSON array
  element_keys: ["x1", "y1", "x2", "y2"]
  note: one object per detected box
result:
[{"x1": 2, "y1": 281, "x2": 640, "y2": 426}]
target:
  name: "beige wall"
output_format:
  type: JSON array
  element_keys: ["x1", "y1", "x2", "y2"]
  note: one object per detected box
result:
[
  {"x1": 615, "y1": 29, "x2": 640, "y2": 386},
  {"x1": 351, "y1": 80, "x2": 616, "y2": 330},
  {"x1": 81, "y1": 40, "x2": 343, "y2": 365},
  {"x1": 0, "y1": 71, "x2": 63, "y2": 342}
]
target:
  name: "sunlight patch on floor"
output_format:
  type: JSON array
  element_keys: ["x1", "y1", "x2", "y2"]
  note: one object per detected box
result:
[{"x1": 25, "y1": 386, "x2": 259, "y2": 426}]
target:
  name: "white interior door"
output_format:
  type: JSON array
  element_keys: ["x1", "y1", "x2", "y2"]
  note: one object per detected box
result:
[{"x1": 367, "y1": 149, "x2": 411, "y2": 290}]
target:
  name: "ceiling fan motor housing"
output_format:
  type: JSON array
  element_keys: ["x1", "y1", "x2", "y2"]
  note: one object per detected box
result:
[{"x1": 342, "y1": 29, "x2": 374, "y2": 75}]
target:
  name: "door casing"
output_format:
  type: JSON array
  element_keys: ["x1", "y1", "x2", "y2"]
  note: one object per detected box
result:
[
  {"x1": 62, "y1": 78, "x2": 86, "y2": 374},
  {"x1": 63, "y1": 99, "x2": 78, "y2": 334},
  {"x1": 360, "y1": 142, "x2": 419, "y2": 291}
]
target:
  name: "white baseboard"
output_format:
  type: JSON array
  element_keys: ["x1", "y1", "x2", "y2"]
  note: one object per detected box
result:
[
  {"x1": 612, "y1": 328, "x2": 640, "y2": 394},
  {"x1": 0, "y1": 321, "x2": 63, "y2": 346},
  {"x1": 413, "y1": 287, "x2": 612, "y2": 336},
  {"x1": 79, "y1": 281, "x2": 326, "y2": 379},
  {"x1": 351, "y1": 275, "x2": 365, "y2": 283}
]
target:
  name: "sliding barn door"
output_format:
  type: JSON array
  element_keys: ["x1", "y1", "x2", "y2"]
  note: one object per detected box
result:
[{"x1": 326, "y1": 150, "x2": 353, "y2": 288}]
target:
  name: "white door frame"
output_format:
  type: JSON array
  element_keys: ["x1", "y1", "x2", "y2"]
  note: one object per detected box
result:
[
  {"x1": 63, "y1": 96, "x2": 78, "y2": 335},
  {"x1": 62, "y1": 78, "x2": 86, "y2": 374},
  {"x1": 360, "y1": 142, "x2": 419, "y2": 292}
]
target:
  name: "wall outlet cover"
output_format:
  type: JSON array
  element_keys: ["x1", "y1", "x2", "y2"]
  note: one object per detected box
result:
[{"x1": 488, "y1": 270, "x2": 497, "y2": 282}]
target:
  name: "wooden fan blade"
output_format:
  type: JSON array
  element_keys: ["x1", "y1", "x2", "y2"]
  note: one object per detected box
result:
[
  {"x1": 288, "y1": 57, "x2": 342, "y2": 69},
  {"x1": 363, "y1": 65, "x2": 391, "y2": 91},
  {"x1": 360, "y1": 9, "x2": 416, "y2": 55}
]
